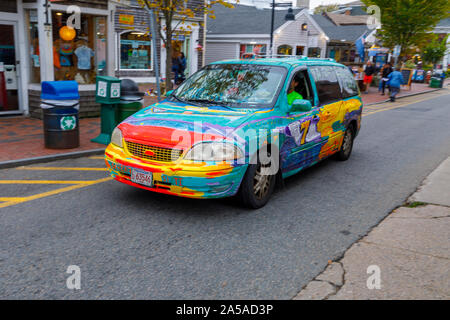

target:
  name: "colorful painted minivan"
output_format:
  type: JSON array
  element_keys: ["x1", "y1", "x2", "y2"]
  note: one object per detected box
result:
[{"x1": 105, "y1": 57, "x2": 362, "y2": 208}]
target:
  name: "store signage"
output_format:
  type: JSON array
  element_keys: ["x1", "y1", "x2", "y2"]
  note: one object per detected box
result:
[{"x1": 119, "y1": 14, "x2": 134, "y2": 25}]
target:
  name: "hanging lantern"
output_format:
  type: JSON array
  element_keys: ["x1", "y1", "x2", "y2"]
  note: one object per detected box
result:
[{"x1": 59, "y1": 26, "x2": 76, "y2": 41}]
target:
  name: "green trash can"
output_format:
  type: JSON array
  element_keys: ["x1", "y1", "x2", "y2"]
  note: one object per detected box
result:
[
  {"x1": 117, "y1": 79, "x2": 144, "y2": 123},
  {"x1": 429, "y1": 77, "x2": 442, "y2": 88},
  {"x1": 91, "y1": 76, "x2": 121, "y2": 145}
]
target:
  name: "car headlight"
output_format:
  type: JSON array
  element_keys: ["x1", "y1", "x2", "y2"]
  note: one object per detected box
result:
[
  {"x1": 184, "y1": 142, "x2": 243, "y2": 161},
  {"x1": 111, "y1": 127, "x2": 123, "y2": 148}
]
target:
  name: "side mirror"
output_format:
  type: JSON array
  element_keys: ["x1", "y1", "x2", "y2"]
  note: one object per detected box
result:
[
  {"x1": 290, "y1": 99, "x2": 312, "y2": 112},
  {"x1": 166, "y1": 90, "x2": 174, "y2": 97}
]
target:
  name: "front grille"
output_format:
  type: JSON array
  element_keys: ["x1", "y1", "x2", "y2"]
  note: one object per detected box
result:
[{"x1": 125, "y1": 141, "x2": 183, "y2": 162}]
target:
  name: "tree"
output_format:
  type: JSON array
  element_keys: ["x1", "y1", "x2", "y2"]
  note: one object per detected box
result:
[
  {"x1": 137, "y1": 0, "x2": 234, "y2": 91},
  {"x1": 313, "y1": 4, "x2": 339, "y2": 14},
  {"x1": 361, "y1": 0, "x2": 450, "y2": 57},
  {"x1": 422, "y1": 34, "x2": 448, "y2": 68}
]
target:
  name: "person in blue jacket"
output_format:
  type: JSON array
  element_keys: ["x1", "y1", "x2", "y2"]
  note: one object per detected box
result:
[{"x1": 387, "y1": 67, "x2": 404, "y2": 102}]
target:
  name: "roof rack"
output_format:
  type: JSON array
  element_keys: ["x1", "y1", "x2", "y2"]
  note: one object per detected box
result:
[{"x1": 239, "y1": 54, "x2": 336, "y2": 62}]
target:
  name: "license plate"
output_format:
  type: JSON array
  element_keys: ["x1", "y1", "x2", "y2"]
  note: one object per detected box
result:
[{"x1": 131, "y1": 170, "x2": 153, "y2": 187}]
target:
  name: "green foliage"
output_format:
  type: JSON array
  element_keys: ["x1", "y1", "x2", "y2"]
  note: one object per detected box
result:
[
  {"x1": 422, "y1": 35, "x2": 448, "y2": 66},
  {"x1": 406, "y1": 202, "x2": 427, "y2": 208},
  {"x1": 404, "y1": 59, "x2": 416, "y2": 69},
  {"x1": 313, "y1": 4, "x2": 340, "y2": 14},
  {"x1": 362, "y1": 0, "x2": 450, "y2": 56}
]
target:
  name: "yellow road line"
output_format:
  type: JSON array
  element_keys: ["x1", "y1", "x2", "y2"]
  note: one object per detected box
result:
[
  {"x1": 15, "y1": 167, "x2": 107, "y2": 171},
  {"x1": 0, "y1": 177, "x2": 113, "y2": 209},
  {"x1": 0, "y1": 180, "x2": 99, "y2": 184},
  {"x1": 88, "y1": 156, "x2": 105, "y2": 160},
  {"x1": 0, "y1": 197, "x2": 26, "y2": 201}
]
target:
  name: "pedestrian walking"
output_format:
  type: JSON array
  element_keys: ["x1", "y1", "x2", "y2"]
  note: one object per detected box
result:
[
  {"x1": 363, "y1": 61, "x2": 375, "y2": 94},
  {"x1": 355, "y1": 66, "x2": 364, "y2": 91},
  {"x1": 178, "y1": 52, "x2": 187, "y2": 84},
  {"x1": 387, "y1": 67, "x2": 404, "y2": 102},
  {"x1": 380, "y1": 63, "x2": 393, "y2": 95}
]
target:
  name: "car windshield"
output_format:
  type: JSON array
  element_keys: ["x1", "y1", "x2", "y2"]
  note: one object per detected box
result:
[{"x1": 172, "y1": 64, "x2": 287, "y2": 108}]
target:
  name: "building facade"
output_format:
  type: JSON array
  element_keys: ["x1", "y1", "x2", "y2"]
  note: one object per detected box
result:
[
  {"x1": 0, "y1": 0, "x2": 206, "y2": 118},
  {"x1": 205, "y1": 4, "x2": 370, "y2": 66}
]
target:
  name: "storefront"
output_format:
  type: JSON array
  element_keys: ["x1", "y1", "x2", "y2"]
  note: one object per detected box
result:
[
  {"x1": 0, "y1": 0, "x2": 113, "y2": 117},
  {"x1": 3, "y1": 0, "x2": 203, "y2": 117}
]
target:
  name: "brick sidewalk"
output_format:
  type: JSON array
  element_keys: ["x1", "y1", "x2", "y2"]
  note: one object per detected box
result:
[
  {"x1": 360, "y1": 81, "x2": 443, "y2": 105},
  {"x1": 0, "y1": 117, "x2": 104, "y2": 162}
]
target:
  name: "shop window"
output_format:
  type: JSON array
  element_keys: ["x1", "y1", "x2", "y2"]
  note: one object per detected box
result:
[
  {"x1": 307, "y1": 47, "x2": 321, "y2": 58},
  {"x1": 27, "y1": 10, "x2": 40, "y2": 83},
  {"x1": 0, "y1": 0, "x2": 17, "y2": 13},
  {"x1": 120, "y1": 31, "x2": 152, "y2": 70},
  {"x1": 51, "y1": 11, "x2": 107, "y2": 84},
  {"x1": 277, "y1": 45, "x2": 292, "y2": 56},
  {"x1": 240, "y1": 44, "x2": 267, "y2": 58}
]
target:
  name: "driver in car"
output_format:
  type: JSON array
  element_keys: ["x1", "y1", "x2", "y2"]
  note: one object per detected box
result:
[{"x1": 287, "y1": 75, "x2": 304, "y2": 105}]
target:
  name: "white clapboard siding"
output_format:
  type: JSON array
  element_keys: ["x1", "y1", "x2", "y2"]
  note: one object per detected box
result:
[
  {"x1": 274, "y1": 15, "x2": 327, "y2": 58},
  {"x1": 205, "y1": 42, "x2": 239, "y2": 64}
]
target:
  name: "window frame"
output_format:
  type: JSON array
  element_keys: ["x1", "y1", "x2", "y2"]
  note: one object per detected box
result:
[
  {"x1": 117, "y1": 29, "x2": 153, "y2": 71},
  {"x1": 333, "y1": 66, "x2": 359, "y2": 99},
  {"x1": 309, "y1": 65, "x2": 343, "y2": 106},
  {"x1": 285, "y1": 66, "x2": 315, "y2": 107}
]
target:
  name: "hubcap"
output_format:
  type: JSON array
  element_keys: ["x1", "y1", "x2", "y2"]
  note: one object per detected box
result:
[
  {"x1": 342, "y1": 130, "x2": 352, "y2": 156},
  {"x1": 253, "y1": 163, "x2": 272, "y2": 200}
]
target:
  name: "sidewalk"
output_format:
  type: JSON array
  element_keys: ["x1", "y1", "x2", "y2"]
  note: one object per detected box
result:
[
  {"x1": 294, "y1": 157, "x2": 450, "y2": 300},
  {"x1": 0, "y1": 117, "x2": 104, "y2": 164},
  {"x1": 361, "y1": 80, "x2": 448, "y2": 105}
]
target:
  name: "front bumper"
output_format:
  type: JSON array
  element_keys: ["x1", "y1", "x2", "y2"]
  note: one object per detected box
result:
[{"x1": 105, "y1": 144, "x2": 247, "y2": 199}]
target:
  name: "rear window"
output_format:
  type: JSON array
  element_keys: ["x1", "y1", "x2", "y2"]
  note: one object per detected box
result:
[
  {"x1": 309, "y1": 66, "x2": 342, "y2": 105},
  {"x1": 334, "y1": 66, "x2": 359, "y2": 98}
]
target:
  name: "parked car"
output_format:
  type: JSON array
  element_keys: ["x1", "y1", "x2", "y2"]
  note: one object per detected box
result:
[{"x1": 105, "y1": 57, "x2": 363, "y2": 208}]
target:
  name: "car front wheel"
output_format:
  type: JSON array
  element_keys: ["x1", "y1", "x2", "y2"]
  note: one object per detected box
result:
[{"x1": 238, "y1": 155, "x2": 277, "y2": 209}]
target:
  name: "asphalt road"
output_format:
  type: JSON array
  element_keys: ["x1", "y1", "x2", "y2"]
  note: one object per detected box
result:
[{"x1": 1, "y1": 90, "x2": 450, "y2": 299}]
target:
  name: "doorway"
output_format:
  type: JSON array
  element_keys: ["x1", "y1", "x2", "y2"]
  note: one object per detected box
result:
[{"x1": 0, "y1": 22, "x2": 20, "y2": 113}]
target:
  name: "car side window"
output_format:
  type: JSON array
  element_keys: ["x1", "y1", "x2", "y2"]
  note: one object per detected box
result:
[
  {"x1": 334, "y1": 66, "x2": 359, "y2": 98},
  {"x1": 309, "y1": 66, "x2": 342, "y2": 105},
  {"x1": 288, "y1": 69, "x2": 314, "y2": 104}
]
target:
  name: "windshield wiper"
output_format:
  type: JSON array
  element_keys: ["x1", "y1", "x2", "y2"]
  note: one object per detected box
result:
[{"x1": 186, "y1": 99, "x2": 236, "y2": 111}]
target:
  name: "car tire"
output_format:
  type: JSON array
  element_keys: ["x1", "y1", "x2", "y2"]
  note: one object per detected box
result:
[
  {"x1": 335, "y1": 124, "x2": 355, "y2": 161},
  {"x1": 237, "y1": 150, "x2": 277, "y2": 209}
]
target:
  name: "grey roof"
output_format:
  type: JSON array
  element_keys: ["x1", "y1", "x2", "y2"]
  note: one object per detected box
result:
[
  {"x1": 312, "y1": 14, "x2": 369, "y2": 42},
  {"x1": 206, "y1": 4, "x2": 302, "y2": 35}
]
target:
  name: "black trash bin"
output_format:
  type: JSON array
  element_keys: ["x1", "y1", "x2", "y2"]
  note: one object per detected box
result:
[
  {"x1": 117, "y1": 79, "x2": 144, "y2": 123},
  {"x1": 41, "y1": 81, "x2": 80, "y2": 149}
]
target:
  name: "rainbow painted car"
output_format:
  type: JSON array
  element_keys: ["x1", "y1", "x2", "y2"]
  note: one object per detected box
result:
[{"x1": 105, "y1": 57, "x2": 362, "y2": 208}]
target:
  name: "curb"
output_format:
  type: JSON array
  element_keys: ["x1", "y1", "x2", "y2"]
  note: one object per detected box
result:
[
  {"x1": 0, "y1": 148, "x2": 105, "y2": 170},
  {"x1": 364, "y1": 87, "x2": 442, "y2": 106}
]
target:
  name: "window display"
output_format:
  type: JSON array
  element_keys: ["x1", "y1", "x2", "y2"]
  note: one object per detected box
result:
[
  {"x1": 240, "y1": 44, "x2": 267, "y2": 58},
  {"x1": 51, "y1": 12, "x2": 106, "y2": 84},
  {"x1": 120, "y1": 32, "x2": 151, "y2": 70}
]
